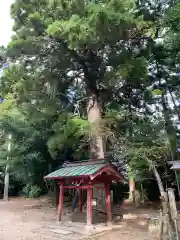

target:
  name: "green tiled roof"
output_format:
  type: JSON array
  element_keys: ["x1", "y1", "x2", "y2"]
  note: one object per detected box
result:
[{"x1": 44, "y1": 163, "x2": 106, "y2": 179}]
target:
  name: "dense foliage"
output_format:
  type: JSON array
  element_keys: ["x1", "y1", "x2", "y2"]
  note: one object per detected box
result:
[{"x1": 0, "y1": 0, "x2": 180, "y2": 199}]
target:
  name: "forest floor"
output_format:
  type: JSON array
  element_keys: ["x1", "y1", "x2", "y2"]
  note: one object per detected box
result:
[{"x1": 0, "y1": 197, "x2": 158, "y2": 240}]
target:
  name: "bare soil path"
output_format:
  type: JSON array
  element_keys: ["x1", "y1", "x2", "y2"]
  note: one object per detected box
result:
[{"x1": 0, "y1": 197, "x2": 156, "y2": 240}]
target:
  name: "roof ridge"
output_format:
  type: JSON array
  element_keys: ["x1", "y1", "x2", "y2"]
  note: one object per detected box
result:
[{"x1": 63, "y1": 159, "x2": 107, "y2": 167}]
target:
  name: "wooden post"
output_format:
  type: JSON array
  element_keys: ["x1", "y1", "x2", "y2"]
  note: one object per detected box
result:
[
  {"x1": 57, "y1": 182, "x2": 64, "y2": 221},
  {"x1": 167, "y1": 188, "x2": 178, "y2": 220},
  {"x1": 78, "y1": 189, "x2": 83, "y2": 212},
  {"x1": 87, "y1": 187, "x2": 92, "y2": 226},
  {"x1": 105, "y1": 184, "x2": 112, "y2": 223},
  {"x1": 167, "y1": 188, "x2": 179, "y2": 240}
]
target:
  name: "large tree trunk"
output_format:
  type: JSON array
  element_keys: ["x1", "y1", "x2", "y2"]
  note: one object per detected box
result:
[
  {"x1": 3, "y1": 164, "x2": 9, "y2": 201},
  {"x1": 125, "y1": 105, "x2": 136, "y2": 203},
  {"x1": 128, "y1": 175, "x2": 135, "y2": 202},
  {"x1": 87, "y1": 91, "x2": 106, "y2": 212},
  {"x1": 87, "y1": 92, "x2": 105, "y2": 159}
]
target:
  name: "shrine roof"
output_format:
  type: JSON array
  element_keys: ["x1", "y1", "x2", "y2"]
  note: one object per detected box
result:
[
  {"x1": 44, "y1": 160, "x2": 123, "y2": 182},
  {"x1": 168, "y1": 161, "x2": 180, "y2": 171},
  {"x1": 45, "y1": 163, "x2": 106, "y2": 179}
]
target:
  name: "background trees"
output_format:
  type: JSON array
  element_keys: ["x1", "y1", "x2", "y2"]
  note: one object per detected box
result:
[{"x1": 0, "y1": 0, "x2": 180, "y2": 200}]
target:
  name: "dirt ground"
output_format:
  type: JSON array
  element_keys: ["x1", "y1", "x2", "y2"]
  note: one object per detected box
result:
[{"x1": 0, "y1": 197, "x2": 157, "y2": 240}]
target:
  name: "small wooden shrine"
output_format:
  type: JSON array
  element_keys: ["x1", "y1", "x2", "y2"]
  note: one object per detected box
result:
[{"x1": 44, "y1": 159, "x2": 123, "y2": 226}]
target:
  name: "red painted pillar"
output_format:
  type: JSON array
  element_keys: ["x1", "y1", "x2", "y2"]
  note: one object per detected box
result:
[
  {"x1": 86, "y1": 187, "x2": 93, "y2": 226},
  {"x1": 78, "y1": 189, "x2": 83, "y2": 212},
  {"x1": 57, "y1": 182, "x2": 64, "y2": 221},
  {"x1": 105, "y1": 184, "x2": 112, "y2": 223}
]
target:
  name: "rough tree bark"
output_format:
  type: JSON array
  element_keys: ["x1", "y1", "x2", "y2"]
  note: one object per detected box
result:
[
  {"x1": 87, "y1": 93, "x2": 104, "y2": 159},
  {"x1": 128, "y1": 174, "x2": 135, "y2": 202}
]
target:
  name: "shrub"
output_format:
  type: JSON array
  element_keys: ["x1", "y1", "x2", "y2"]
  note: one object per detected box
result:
[{"x1": 22, "y1": 184, "x2": 42, "y2": 198}]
